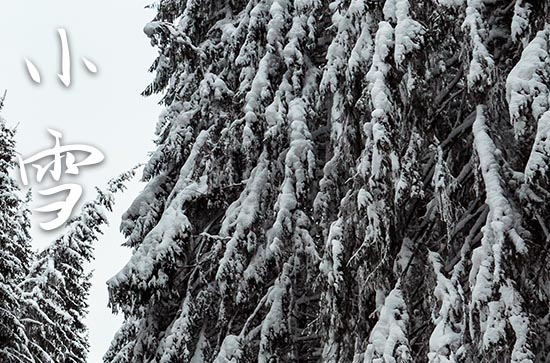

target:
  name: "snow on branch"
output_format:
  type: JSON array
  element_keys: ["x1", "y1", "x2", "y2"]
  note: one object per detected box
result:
[
  {"x1": 216, "y1": 155, "x2": 270, "y2": 295},
  {"x1": 363, "y1": 284, "x2": 412, "y2": 363},
  {"x1": 320, "y1": 0, "x2": 366, "y2": 93},
  {"x1": 213, "y1": 335, "x2": 243, "y2": 363},
  {"x1": 469, "y1": 106, "x2": 534, "y2": 361},
  {"x1": 319, "y1": 218, "x2": 345, "y2": 290},
  {"x1": 511, "y1": 0, "x2": 532, "y2": 43},
  {"x1": 506, "y1": 27, "x2": 550, "y2": 139},
  {"x1": 241, "y1": 0, "x2": 290, "y2": 152},
  {"x1": 384, "y1": 0, "x2": 425, "y2": 66},
  {"x1": 258, "y1": 264, "x2": 291, "y2": 363},
  {"x1": 471, "y1": 106, "x2": 526, "y2": 255},
  {"x1": 427, "y1": 251, "x2": 465, "y2": 363},
  {"x1": 462, "y1": 0, "x2": 494, "y2": 89},
  {"x1": 108, "y1": 131, "x2": 210, "y2": 303},
  {"x1": 366, "y1": 21, "x2": 394, "y2": 179},
  {"x1": 267, "y1": 99, "x2": 315, "y2": 261},
  {"x1": 359, "y1": 20, "x2": 399, "y2": 252},
  {"x1": 525, "y1": 110, "x2": 550, "y2": 184},
  {"x1": 506, "y1": 27, "x2": 550, "y2": 188}
]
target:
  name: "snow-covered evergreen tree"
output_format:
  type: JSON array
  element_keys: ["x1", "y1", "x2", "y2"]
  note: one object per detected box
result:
[
  {"x1": 0, "y1": 106, "x2": 34, "y2": 363},
  {"x1": 20, "y1": 170, "x2": 136, "y2": 363},
  {"x1": 106, "y1": 1, "x2": 550, "y2": 362}
]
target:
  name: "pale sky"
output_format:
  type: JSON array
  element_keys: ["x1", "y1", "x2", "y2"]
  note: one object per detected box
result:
[{"x1": 0, "y1": 1, "x2": 161, "y2": 361}]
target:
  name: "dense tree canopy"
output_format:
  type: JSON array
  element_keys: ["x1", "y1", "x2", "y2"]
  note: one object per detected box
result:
[{"x1": 105, "y1": 1, "x2": 550, "y2": 362}]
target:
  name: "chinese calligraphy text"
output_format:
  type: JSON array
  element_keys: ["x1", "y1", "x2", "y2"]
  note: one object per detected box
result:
[
  {"x1": 25, "y1": 28, "x2": 98, "y2": 87},
  {"x1": 18, "y1": 129, "x2": 104, "y2": 230}
]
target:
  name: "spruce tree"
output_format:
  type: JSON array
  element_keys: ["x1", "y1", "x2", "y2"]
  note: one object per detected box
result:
[
  {"x1": 0, "y1": 103, "x2": 34, "y2": 363},
  {"x1": 106, "y1": 1, "x2": 550, "y2": 362},
  {"x1": 20, "y1": 170, "x2": 136, "y2": 363}
]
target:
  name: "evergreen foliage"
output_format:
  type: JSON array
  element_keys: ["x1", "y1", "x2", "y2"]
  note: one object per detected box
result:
[{"x1": 104, "y1": 1, "x2": 550, "y2": 362}]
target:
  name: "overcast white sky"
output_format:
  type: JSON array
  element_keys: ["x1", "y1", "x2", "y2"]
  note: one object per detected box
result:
[{"x1": 0, "y1": 0, "x2": 161, "y2": 361}]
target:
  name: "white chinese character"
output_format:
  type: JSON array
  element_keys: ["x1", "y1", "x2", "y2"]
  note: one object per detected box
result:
[
  {"x1": 25, "y1": 28, "x2": 98, "y2": 87},
  {"x1": 18, "y1": 129, "x2": 104, "y2": 230}
]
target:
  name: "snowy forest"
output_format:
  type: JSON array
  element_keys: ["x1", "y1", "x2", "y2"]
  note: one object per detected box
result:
[{"x1": 2, "y1": 0, "x2": 550, "y2": 362}]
